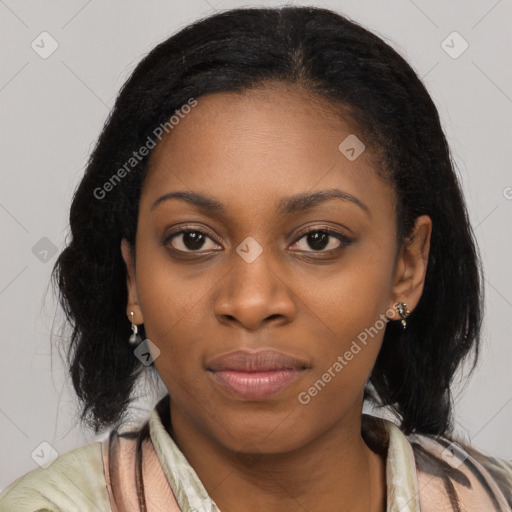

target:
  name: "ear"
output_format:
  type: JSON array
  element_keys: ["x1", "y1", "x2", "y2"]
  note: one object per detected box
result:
[
  {"x1": 120, "y1": 238, "x2": 143, "y2": 324},
  {"x1": 388, "y1": 215, "x2": 432, "y2": 316}
]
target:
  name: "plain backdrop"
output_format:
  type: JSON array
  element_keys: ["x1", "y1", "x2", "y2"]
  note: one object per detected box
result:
[{"x1": 1, "y1": 0, "x2": 511, "y2": 491}]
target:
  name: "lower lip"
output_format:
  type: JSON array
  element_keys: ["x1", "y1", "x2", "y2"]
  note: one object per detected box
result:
[{"x1": 208, "y1": 369, "x2": 305, "y2": 400}]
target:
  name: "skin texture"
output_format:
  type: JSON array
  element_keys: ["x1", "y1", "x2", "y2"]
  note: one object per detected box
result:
[{"x1": 121, "y1": 83, "x2": 432, "y2": 512}]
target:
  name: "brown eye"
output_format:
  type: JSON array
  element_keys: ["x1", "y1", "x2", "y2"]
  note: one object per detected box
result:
[
  {"x1": 291, "y1": 229, "x2": 352, "y2": 252},
  {"x1": 167, "y1": 230, "x2": 220, "y2": 252}
]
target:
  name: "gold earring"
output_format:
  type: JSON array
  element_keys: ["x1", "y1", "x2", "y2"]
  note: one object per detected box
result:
[
  {"x1": 394, "y1": 302, "x2": 410, "y2": 329},
  {"x1": 129, "y1": 311, "x2": 142, "y2": 345}
]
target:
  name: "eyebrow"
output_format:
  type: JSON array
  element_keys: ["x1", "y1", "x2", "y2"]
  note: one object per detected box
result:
[{"x1": 150, "y1": 188, "x2": 370, "y2": 216}]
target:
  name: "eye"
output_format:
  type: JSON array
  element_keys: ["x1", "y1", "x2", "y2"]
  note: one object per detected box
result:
[
  {"x1": 290, "y1": 228, "x2": 352, "y2": 252},
  {"x1": 165, "y1": 226, "x2": 353, "y2": 255},
  {"x1": 166, "y1": 228, "x2": 221, "y2": 253}
]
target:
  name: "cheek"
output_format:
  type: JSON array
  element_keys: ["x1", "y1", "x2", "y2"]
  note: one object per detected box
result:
[
  {"x1": 133, "y1": 244, "x2": 209, "y2": 378},
  {"x1": 295, "y1": 295, "x2": 387, "y2": 430},
  {"x1": 296, "y1": 239, "x2": 394, "y2": 341},
  {"x1": 135, "y1": 227, "x2": 214, "y2": 334},
  {"x1": 294, "y1": 243, "x2": 394, "y2": 399}
]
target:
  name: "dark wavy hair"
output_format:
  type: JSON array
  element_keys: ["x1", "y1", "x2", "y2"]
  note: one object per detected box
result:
[{"x1": 51, "y1": 5, "x2": 483, "y2": 436}]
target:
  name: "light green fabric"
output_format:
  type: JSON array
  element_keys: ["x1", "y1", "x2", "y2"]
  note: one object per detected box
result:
[
  {"x1": 0, "y1": 408, "x2": 421, "y2": 512},
  {"x1": 1, "y1": 402, "x2": 511, "y2": 511},
  {"x1": 148, "y1": 407, "x2": 221, "y2": 512},
  {"x1": 0, "y1": 441, "x2": 110, "y2": 511}
]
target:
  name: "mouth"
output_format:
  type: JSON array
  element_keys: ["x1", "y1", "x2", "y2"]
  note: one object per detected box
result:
[
  {"x1": 208, "y1": 368, "x2": 306, "y2": 400},
  {"x1": 206, "y1": 349, "x2": 309, "y2": 400}
]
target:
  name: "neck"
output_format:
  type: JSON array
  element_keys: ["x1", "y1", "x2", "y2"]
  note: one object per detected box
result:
[{"x1": 167, "y1": 401, "x2": 387, "y2": 512}]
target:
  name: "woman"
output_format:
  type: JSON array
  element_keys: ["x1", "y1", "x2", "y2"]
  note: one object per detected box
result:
[{"x1": 1, "y1": 5, "x2": 510, "y2": 512}]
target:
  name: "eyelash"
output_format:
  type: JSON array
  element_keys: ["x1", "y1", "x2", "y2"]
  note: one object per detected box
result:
[
  {"x1": 292, "y1": 227, "x2": 353, "y2": 253},
  {"x1": 164, "y1": 225, "x2": 353, "y2": 255}
]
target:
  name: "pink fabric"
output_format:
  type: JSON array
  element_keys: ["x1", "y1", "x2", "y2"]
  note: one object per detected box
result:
[
  {"x1": 95, "y1": 400, "x2": 512, "y2": 512},
  {"x1": 102, "y1": 433, "x2": 181, "y2": 511},
  {"x1": 1, "y1": 395, "x2": 510, "y2": 511}
]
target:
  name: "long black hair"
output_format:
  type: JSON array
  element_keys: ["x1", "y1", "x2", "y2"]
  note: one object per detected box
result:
[{"x1": 52, "y1": 6, "x2": 483, "y2": 436}]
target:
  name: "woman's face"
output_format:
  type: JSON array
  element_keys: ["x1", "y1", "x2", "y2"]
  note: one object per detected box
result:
[{"x1": 122, "y1": 83, "x2": 431, "y2": 454}]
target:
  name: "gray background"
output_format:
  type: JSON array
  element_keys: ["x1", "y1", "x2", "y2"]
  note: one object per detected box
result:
[{"x1": 1, "y1": 0, "x2": 511, "y2": 490}]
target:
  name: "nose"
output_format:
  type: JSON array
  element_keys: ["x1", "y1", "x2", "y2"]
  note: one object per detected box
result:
[{"x1": 212, "y1": 248, "x2": 296, "y2": 331}]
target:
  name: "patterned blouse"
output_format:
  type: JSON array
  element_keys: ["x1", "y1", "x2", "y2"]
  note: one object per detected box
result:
[{"x1": 1, "y1": 394, "x2": 511, "y2": 511}]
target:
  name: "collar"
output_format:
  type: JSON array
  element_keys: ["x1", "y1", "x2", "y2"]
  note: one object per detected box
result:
[{"x1": 148, "y1": 399, "x2": 421, "y2": 512}]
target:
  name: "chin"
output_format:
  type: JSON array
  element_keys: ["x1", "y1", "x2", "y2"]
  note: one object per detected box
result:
[{"x1": 205, "y1": 406, "x2": 312, "y2": 454}]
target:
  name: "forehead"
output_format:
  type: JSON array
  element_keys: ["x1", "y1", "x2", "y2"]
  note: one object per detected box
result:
[{"x1": 141, "y1": 84, "x2": 393, "y2": 217}]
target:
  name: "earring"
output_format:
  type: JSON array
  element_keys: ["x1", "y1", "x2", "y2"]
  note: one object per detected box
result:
[
  {"x1": 394, "y1": 302, "x2": 410, "y2": 329},
  {"x1": 129, "y1": 311, "x2": 142, "y2": 345}
]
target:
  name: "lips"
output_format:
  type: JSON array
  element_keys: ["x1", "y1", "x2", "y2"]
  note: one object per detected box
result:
[
  {"x1": 207, "y1": 349, "x2": 309, "y2": 372},
  {"x1": 207, "y1": 349, "x2": 309, "y2": 400}
]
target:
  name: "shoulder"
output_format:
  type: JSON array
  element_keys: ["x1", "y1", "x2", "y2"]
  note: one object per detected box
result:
[
  {"x1": 0, "y1": 440, "x2": 112, "y2": 512},
  {"x1": 460, "y1": 440, "x2": 512, "y2": 507},
  {"x1": 407, "y1": 431, "x2": 512, "y2": 511}
]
